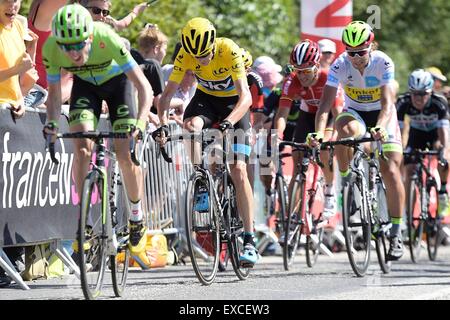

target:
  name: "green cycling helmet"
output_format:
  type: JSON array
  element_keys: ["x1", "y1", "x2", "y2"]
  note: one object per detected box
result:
[
  {"x1": 52, "y1": 4, "x2": 94, "y2": 44},
  {"x1": 342, "y1": 21, "x2": 374, "y2": 48}
]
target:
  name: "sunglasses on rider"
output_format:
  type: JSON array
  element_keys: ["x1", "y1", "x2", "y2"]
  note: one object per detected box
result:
[
  {"x1": 410, "y1": 90, "x2": 431, "y2": 97},
  {"x1": 346, "y1": 47, "x2": 371, "y2": 57},
  {"x1": 86, "y1": 6, "x2": 110, "y2": 17},
  {"x1": 293, "y1": 65, "x2": 317, "y2": 75},
  {"x1": 57, "y1": 40, "x2": 88, "y2": 52}
]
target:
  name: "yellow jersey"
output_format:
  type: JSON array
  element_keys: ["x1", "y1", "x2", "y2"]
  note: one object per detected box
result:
[{"x1": 169, "y1": 37, "x2": 246, "y2": 97}]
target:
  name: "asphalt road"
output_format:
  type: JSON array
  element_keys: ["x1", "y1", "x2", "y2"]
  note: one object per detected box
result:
[{"x1": 2, "y1": 244, "x2": 450, "y2": 301}]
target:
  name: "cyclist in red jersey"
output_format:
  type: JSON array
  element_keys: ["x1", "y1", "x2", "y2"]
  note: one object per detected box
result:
[{"x1": 274, "y1": 39, "x2": 343, "y2": 220}]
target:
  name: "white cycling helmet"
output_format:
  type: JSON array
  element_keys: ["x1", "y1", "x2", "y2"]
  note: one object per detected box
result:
[{"x1": 408, "y1": 69, "x2": 434, "y2": 92}]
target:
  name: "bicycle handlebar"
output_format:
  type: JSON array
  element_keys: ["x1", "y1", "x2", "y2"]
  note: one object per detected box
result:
[{"x1": 45, "y1": 131, "x2": 135, "y2": 165}]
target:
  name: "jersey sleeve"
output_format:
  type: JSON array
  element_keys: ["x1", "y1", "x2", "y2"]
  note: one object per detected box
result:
[
  {"x1": 435, "y1": 95, "x2": 450, "y2": 128},
  {"x1": 248, "y1": 73, "x2": 264, "y2": 113},
  {"x1": 105, "y1": 27, "x2": 137, "y2": 73},
  {"x1": 279, "y1": 74, "x2": 295, "y2": 109},
  {"x1": 168, "y1": 49, "x2": 190, "y2": 84},
  {"x1": 227, "y1": 40, "x2": 246, "y2": 81},
  {"x1": 42, "y1": 38, "x2": 61, "y2": 84},
  {"x1": 379, "y1": 53, "x2": 395, "y2": 86},
  {"x1": 395, "y1": 95, "x2": 408, "y2": 129},
  {"x1": 326, "y1": 55, "x2": 345, "y2": 88}
]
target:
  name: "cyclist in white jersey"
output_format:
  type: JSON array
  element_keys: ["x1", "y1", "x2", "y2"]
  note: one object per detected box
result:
[{"x1": 308, "y1": 21, "x2": 405, "y2": 261}]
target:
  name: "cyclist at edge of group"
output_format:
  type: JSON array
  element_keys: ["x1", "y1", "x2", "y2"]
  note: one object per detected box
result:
[
  {"x1": 154, "y1": 17, "x2": 259, "y2": 267},
  {"x1": 42, "y1": 4, "x2": 153, "y2": 252},
  {"x1": 308, "y1": 21, "x2": 405, "y2": 261},
  {"x1": 275, "y1": 39, "x2": 343, "y2": 220},
  {"x1": 397, "y1": 69, "x2": 450, "y2": 217}
]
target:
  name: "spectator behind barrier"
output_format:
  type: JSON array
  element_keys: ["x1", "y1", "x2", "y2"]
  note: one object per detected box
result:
[
  {"x1": 426, "y1": 66, "x2": 448, "y2": 94},
  {"x1": 318, "y1": 38, "x2": 337, "y2": 69},
  {"x1": 253, "y1": 56, "x2": 283, "y2": 98},
  {"x1": 16, "y1": 14, "x2": 48, "y2": 109},
  {"x1": 131, "y1": 23, "x2": 168, "y2": 125},
  {"x1": 0, "y1": 0, "x2": 37, "y2": 287},
  {"x1": 78, "y1": 0, "x2": 149, "y2": 32},
  {"x1": 27, "y1": 0, "x2": 75, "y2": 103}
]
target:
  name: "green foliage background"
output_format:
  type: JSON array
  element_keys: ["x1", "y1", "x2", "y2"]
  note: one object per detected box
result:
[{"x1": 19, "y1": 0, "x2": 450, "y2": 91}]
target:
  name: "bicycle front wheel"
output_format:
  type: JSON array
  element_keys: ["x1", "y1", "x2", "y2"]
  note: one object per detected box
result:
[
  {"x1": 78, "y1": 172, "x2": 108, "y2": 300},
  {"x1": 283, "y1": 177, "x2": 303, "y2": 271},
  {"x1": 110, "y1": 165, "x2": 130, "y2": 297},
  {"x1": 342, "y1": 175, "x2": 371, "y2": 277},
  {"x1": 226, "y1": 179, "x2": 250, "y2": 280},
  {"x1": 374, "y1": 181, "x2": 391, "y2": 274},
  {"x1": 407, "y1": 178, "x2": 424, "y2": 263},
  {"x1": 426, "y1": 181, "x2": 441, "y2": 261},
  {"x1": 185, "y1": 171, "x2": 220, "y2": 285},
  {"x1": 305, "y1": 175, "x2": 325, "y2": 268},
  {"x1": 274, "y1": 175, "x2": 288, "y2": 239}
]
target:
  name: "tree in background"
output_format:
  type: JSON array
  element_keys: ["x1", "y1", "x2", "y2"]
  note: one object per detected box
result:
[{"x1": 19, "y1": 0, "x2": 449, "y2": 91}]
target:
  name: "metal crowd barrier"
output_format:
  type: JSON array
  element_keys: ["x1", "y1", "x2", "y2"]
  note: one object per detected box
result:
[{"x1": 142, "y1": 122, "x2": 193, "y2": 237}]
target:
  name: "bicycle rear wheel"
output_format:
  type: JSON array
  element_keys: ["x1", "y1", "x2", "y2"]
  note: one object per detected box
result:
[
  {"x1": 110, "y1": 165, "x2": 130, "y2": 297},
  {"x1": 342, "y1": 174, "x2": 371, "y2": 277},
  {"x1": 426, "y1": 181, "x2": 441, "y2": 261},
  {"x1": 185, "y1": 171, "x2": 220, "y2": 285},
  {"x1": 283, "y1": 177, "x2": 303, "y2": 271},
  {"x1": 374, "y1": 181, "x2": 391, "y2": 274},
  {"x1": 407, "y1": 178, "x2": 424, "y2": 263},
  {"x1": 79, "y1": 172, "x2": 108, "y2": 300}
]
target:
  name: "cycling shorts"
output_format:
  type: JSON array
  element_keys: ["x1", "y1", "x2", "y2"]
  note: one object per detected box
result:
[
  {"x1": 404, "y1": 128, "x2": 439, "y2": 165},
  {"x1": 69, "y1": 73, "x2": 136, "y2": 132}
]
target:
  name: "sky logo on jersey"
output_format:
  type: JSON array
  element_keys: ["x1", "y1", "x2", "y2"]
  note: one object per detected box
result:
[
  {"x1": 197, "y1": 75, "x2": 235, "y2": 91},
  {"x1": 365, "y1": 76, "x2": 380, "y2": 87}
]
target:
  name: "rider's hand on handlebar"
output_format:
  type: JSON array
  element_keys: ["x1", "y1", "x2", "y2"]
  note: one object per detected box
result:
[
  {"x1": 218, "y1": 120, "x2": 233, "y2": 132},
  {"x1": 306, "y1": 131, "x2": 323, "y2": 147},
  {"x1": 152, "y1": 124, "x2": 169, "y2": 145},
  {"x1": 43, "y1": 121, "x2": 59, "y2": 142},
  {"x1": 370, "y1": 126, "x2": 388, "y2": 142}
]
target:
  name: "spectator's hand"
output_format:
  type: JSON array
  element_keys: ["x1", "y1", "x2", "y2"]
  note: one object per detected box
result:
[
  {"x1": 169, "y1": 114, "x2": 183, "y2": 126},
  {"x1": 17, "y1": 53, "x2": 34, "y2": 75},
  {"x1": 133, "y1": 2, "x2": 149, "y2": 16},
  {"x1": 148, "y1": 112, "x2": 160, "y2": 126},
  {"x1": 10, "y1": 104, "x2": 25, "y2": 119},
  {"x1": 173, "y1": 105, "x2": 184, "y2": 116}
]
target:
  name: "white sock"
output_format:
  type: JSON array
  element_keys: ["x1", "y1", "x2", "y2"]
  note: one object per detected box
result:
[
  {"x1": 325, "y1": 184, "x2": 334, "y2": 195},
  {"x1": 129, "y1": 200, "x2": 143, "y2": 222}
]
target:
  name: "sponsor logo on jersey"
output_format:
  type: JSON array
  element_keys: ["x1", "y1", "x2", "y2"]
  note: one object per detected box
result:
[
  {"x1": 120, "y1": 47, "x2": 128, "y2": 56},
  {"x1": 176, "y1": 54, "x2": 183, "y2": 64},
  {"x1": 345, "y1": 86, "x2": 381, "y2": 103},
  {"x1": 64, "y1": 60, "x2": 112, "y2": 73},
  {"x1": 213, "y1": 67, "x2": 229, "y2": 76},
  {"x1": 382, "y1": 72, "x2": 394, "y2": 80},
  {"x1": 232, "y1": 62, "x2": 243, "y2": 71},
  {"x1": 197, "y1": 75, "x2": 234, "y2": 91},
  {"x1": 365, "y1": 76, "x2": 381, "y2": 87},
  {"x1": 173, "y1": 65, "x2": 183, "y2": 72}
]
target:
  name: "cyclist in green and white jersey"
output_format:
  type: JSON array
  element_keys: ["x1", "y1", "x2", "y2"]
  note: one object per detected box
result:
[
  {"x1": 42, "y1": 4, "x2": 153, "y2": 251},
  {"x1": 309, "y1": 21, "x2": 405, "y2": 261}
]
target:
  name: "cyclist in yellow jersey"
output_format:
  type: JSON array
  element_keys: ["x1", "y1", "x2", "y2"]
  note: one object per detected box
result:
[{"x1": 155, "y1": 17, "x2": 258, "y2": 267}]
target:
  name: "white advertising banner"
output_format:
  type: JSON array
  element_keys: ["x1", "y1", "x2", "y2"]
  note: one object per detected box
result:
[{"x1": 301, "y1": 0, "x2": 353, "y2": 55}]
